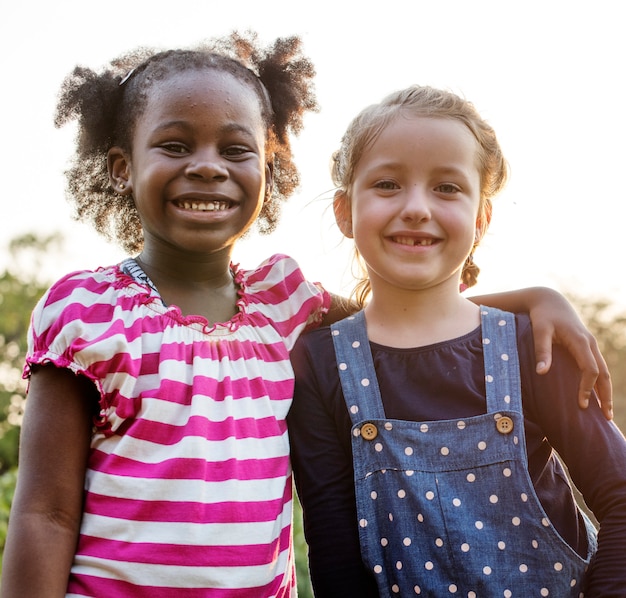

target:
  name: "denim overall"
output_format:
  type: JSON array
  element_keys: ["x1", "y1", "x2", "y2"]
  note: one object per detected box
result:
[{"x1": 331, "y1": 307, "x2": 597, "y2": 597}]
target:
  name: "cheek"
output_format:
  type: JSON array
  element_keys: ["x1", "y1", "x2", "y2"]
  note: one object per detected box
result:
[
  {"x1": 350, "y1": 208, "x2": 373, "y2": 239},
  {"x1": 444, "y1": 206, "x2": 479, "y2": 241},
  {"x1": 351, "y1": 195, "x2": 382, "y2": 225}
]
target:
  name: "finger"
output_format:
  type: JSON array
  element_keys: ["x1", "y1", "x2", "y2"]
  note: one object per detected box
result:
[
  {"x1": 596, "y1": 373, "x2": 614, "y2": 420},
  {"x1": 577, "y1": 370, "x2": 596, "y2": 410},
  {"x1": 568, "y1": 344, "x2": 599, "y2": 411},
  {"x1": 591, "y1": 344, "x2": 613, "y2": 420},
  {"x1": 551, "y1": 330, "x2": 601, "y2": 411},
  {"x1": 532, "y1": 324, "x2": 553, "y2": 375}
]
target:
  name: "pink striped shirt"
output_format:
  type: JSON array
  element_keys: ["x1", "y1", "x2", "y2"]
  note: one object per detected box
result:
[{"x1": 25, "y1": 254, "x2": 330, "y2": 597}]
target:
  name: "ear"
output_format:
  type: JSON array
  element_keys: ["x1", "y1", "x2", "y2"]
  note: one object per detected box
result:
[
  {"x1": 107, "y1": 146, "x2": 133, "y2": 195},
  {"x1": 474, "y1": 202, "x2": 493, "y2": 244},
  {"x1": 264, "y1": 161, "x2": 274, "y2": 201},
  {"x1": 333, "y1": 190, "x2": 353, "y2": 238}
]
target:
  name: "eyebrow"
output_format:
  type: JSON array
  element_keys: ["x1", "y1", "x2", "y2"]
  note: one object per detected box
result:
[
  {"x1": 368, "y1": 161, "x2": 470, "y2": 176},
  {"x1": 433, "y1": 165, "x2": 472, "y2": 177},
  {"x1": 152, "y1": 120, "x2": 257, "y2": 137}
]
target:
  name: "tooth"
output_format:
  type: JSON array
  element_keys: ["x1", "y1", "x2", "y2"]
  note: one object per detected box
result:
[{"x1": 179, "y1": 200, "x2": 231, "y2": 211}]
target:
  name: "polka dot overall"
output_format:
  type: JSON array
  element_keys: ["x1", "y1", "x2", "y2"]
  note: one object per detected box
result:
[{"x1": 330, "y1": 307, "x2": 597, "y2": 597}]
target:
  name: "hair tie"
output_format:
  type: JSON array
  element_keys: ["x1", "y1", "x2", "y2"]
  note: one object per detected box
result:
[{"x1": 119, "y1": 68, "x2": 136, "y2": 86}]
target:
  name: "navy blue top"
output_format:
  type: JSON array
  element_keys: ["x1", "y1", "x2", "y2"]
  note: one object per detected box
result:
[{"x1": 289, "y1": 313, "x2": 626, "y2": 597}]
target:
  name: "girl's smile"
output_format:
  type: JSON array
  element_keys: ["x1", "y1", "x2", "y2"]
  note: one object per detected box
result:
[
  {"x1": 170, "y1": 192, "x2": 240, "y2": 222},
  {"x1": 347, "y1": 114, "x2": 482, "y2": 298},
  {"x1": 8, "y1": 35, "x2": 331, "y2": 598},
  {"x1": 389, "y1": 232, "x2": 438, "y2": 248},
  {"x1": 111, "y1": 69, "x2": 272, "y2": 264},
  {"x1": 175, "y1": 197, "x2": 233, "y2": 212}
]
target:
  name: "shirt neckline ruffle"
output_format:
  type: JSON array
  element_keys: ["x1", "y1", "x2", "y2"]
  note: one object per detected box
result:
[{"x1": 115, "y1": 258, "x2": 249, "y2": 334}]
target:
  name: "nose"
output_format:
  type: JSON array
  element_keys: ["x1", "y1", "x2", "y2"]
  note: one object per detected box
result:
[
  {"x1": 185, "y1": 148, "x2": 228, "y2": 180},
  {"x1": 400, "y1": 186, "x2": 431, "y2": 222}
]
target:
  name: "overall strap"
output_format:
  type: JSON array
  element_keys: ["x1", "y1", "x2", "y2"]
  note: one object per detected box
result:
[
  {"x1": 332, "y1": 307, "x2": 523, "y2": 423},
  {"x1": 480, "y1": 306, "x2": 523, "y2": 414},
  {"x1": 331, "y1": 311, "x2": 386, "y2": 423}
]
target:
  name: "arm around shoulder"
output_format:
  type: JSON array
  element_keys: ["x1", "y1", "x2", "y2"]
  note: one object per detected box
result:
[
  {"x1": 0, "y1": 365, "x2": 98, "y2": 598},
  {"x1": 471, "y1": 286, "x2": 612, "y2": 418}
]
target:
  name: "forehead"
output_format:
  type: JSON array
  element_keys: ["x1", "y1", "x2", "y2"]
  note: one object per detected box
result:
[
  {"x1": 141, "y1": 68, "x2": 266, "y2": 130},
  {"x1": 354, "y1": 113, "x2": 480, "y2": 177},
  {"x1": 366, "y1": 115, "x2": 478, "y2": 163}
]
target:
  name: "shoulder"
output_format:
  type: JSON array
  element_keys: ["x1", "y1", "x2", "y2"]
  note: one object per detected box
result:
[
  {"x1": 39, "y1": 263, "x2": 143, "y2": 300},
  {"x1": 293, "y1": 323, "x2": 335, "y2": 351},
  {"x1": 237, "y1": 254, "x2": 330, "y2": 340},
  {"x1": 28, "y1": 264, "x2": 150, "y2": 357},
  {"x1": 239, "y1": 253, "x2": 319, "y2": 290},
  {"x1": 514, "y1": 312, "x2": 533, "y2": 344},
  {"x1": 24, "y1": 266, "x2": 127, "y2": 376},
  {"x1": 512, "y1": 311, "x2": 577, "y2": 374},
  {"x1": 512, "y1": 310, "x2": 586, "y2": 424},
  {"x1": 290, "y1": 325, "x2": 345, "y2": 428},
  {"x1": 32, "y1": 264, "x2": 146, "y2": 322},
  {"x1": 481, "y1": 308, "x2": 533, "y2": 356},
  {"x1": 39, "y1": 266, "x2": 117, "y2": 302},
  {"x1": 33, "y1": 267, "x2": 114, "y2": 321},
  {"x1": 292, "y1": 325, "x2": 336, "y2": 376}
]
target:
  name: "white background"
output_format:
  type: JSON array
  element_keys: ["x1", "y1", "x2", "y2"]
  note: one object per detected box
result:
[{"x1": 2, "y1": 0, "x2": 624, "y2": 307}]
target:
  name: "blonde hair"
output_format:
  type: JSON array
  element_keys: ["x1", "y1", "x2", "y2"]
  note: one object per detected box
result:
[{"x1": 332, "y1": 85, "x2": 508, "y2": 306}]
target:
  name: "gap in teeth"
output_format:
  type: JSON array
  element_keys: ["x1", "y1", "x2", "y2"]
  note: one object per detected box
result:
[{"x1": 396, "y1": 237, "x2": 432, "y2": 246}]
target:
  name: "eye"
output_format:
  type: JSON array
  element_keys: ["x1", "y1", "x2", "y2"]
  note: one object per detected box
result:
[
  {"x1": 223, "y1": 145, "x2": 254, "y2": 159},
  {"x1": 160, "y1": 142, "x2": 188, "y2": 155},
  {"x1": 374, "y1": 179, "x2": 399, "y2": 191},
  {"x1": 435, "y1": 183, "x2": 461, "y2": 194}
]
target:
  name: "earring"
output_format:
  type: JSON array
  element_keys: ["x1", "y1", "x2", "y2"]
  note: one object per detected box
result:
[{"x1": 119, "y1": 182, "x2": 126, "y2": 190}]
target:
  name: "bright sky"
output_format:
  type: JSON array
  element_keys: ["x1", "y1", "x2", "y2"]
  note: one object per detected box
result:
[{"x1": 2, "y1": 0, "x2": 624, "y2": 308}]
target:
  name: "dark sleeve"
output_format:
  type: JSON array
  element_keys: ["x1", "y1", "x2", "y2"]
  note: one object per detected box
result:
[
  {"x1": 517, "y1": 315, "x2": 626, "y2": 597},
  {"x1": 289, "y1": 329, "x2": 379, "y2": 598}
]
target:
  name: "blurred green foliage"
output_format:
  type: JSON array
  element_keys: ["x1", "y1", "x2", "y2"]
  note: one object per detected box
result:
[
  {"x1": 294, "y1": 493, "x2": 313, "y2": 597},
  {"x1": 0, "y1": 233, "x2": 63, "y2": 473},
  {"x1": 0, "y1": 235, "x2": 63, "y2": 573},
  {"x1": 0, "y1": 469, "x2": 17, "y2": 575},
  {"x1": 565, "y1": 293, "x2": 626, "y2": 433}
]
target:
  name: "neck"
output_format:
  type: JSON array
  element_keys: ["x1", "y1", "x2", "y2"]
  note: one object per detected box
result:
[
  {"x1": 136, "y1": 245, "x2": 234, "y2": 286},
  {"x1": 364, "y1": 280, "x2": 480, "y2": 348},
  {"x1": 135, "y1": 246, "x2": 238, "y2": 322}
]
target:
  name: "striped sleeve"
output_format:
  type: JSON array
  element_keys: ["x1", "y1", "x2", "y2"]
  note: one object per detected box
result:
[{"x1": 242, "y1": 254, "x2": 330, "y2": 351}]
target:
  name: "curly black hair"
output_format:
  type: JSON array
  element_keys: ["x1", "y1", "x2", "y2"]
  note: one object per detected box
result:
[{"x1": 54, "y1": 31, "x2": 318, "y2": 254}]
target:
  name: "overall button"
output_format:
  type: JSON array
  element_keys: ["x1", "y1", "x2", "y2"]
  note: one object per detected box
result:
[
  {"x1": 361, "y1": 423, "x2": 378, "y2": 440},
  {"x1": 496, "y1": 416, "x2": 514, "y2": 434}
]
